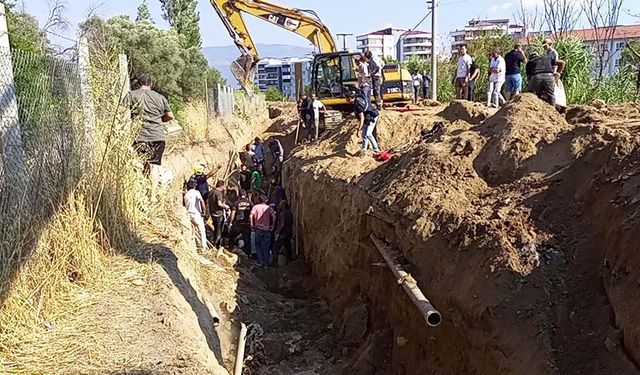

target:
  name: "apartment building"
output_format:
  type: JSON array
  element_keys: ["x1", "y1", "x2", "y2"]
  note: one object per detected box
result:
[
  {"x1": 567, "y1": 25, "x2": 640, "y2": 76},
  {"x1": 356, "y1": 27, "x2": 432, "y2": 61},
  {"x1": 254, "y1": 57, "x2": 312, "y2": 99},
  {"x1": 450, "y1": 19, "x2": 524, "y2": 54}
]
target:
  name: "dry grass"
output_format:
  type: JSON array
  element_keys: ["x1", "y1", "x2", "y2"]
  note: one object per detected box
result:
[{"x1": 0, "y1": 45, "x2": 154, "y2": 374}]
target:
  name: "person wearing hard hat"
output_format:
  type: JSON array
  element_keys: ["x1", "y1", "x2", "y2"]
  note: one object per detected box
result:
[{"x1": 187, "y1": 163, "x2": 218, "y2": 201}]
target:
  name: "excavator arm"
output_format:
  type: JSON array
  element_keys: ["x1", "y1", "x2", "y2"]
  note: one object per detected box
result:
[{"x1": 209, "y1": 0, "x2": 338, "y2": 93}]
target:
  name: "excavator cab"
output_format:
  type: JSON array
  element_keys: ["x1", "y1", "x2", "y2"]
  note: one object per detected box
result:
[{"x1": 312, "y1": 52, "x2": 361, "y2": 107}]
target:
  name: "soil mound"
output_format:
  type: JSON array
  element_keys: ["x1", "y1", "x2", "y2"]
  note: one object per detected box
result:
[
  {"x1": 566, "y1": 102, "x2": 640, "y2": 125},
  {"x1": 438, "y1": 99, "x2": 494, "y2": 124},
  {"x1": 474, "y1": 93, "x2": 572, "y2": 185}
]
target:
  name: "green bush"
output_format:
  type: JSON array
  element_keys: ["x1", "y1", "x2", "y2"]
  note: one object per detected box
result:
[{"x1": 264, "y1": 87, "x2": 284, "y2": 101}]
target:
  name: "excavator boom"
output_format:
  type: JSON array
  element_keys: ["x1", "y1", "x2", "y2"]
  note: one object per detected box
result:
[{"x1": 209, "y1": 0, "x2": 338, "y2": 93}]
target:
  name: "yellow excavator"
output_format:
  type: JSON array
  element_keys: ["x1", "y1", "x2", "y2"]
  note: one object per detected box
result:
[{"x1": 209, "y1": 0, "x2": 414, "y2": 108}]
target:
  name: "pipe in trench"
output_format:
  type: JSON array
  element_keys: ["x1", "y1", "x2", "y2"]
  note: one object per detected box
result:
[
  {"x1": 234, "y1": 322, "x2": 247, "y2": 375},
  {"x1": 370, "y1": 234, "x2": 442, "y2": 327}
]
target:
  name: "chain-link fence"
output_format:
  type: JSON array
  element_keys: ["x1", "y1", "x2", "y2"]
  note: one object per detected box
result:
[{"x1": 0, "y1": 44, "x2": 91, "y2": 301}]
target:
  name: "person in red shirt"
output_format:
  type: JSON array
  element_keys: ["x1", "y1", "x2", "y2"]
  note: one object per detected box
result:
[{"x1": 250, "y1": 194, "x2": 275, "y2": 268}]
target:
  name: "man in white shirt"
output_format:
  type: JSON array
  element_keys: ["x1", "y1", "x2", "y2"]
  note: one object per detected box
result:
[
  {"x1": 311, "y1": 94, "x2": 325, "y2": 141},
  {"x1": 184, "y1": 180, "x2": 207, "y2": 251},
  {"x1": 455, "y1": 44, "x2": 473, "y2": 99},
  {"x1": 357, "y1": 54, "x2": 372, "y2": 100},
  {"x1": 487, "y1": 48, "x2": 506, "y2": 108}
]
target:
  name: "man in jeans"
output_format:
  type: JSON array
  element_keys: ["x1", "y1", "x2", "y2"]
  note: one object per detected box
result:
[
  {"x1": 208, "y1": 180, "x2": 230, "y2": 249},
  {"x1": 504, "y1": 43, "x2": 527, "y2": 100},
  {"x1": 184, "y1": 180, "x2": 207, "y2": 251},
  {"x1": 348, "y1": 90, "x2": 380, "y2": 157},
  {"x1": 487, "y1": 48, "x2": 506, "y2": 108},
  {"x1": 250, "y1": 194, "x2": 275, "y2": 268}
]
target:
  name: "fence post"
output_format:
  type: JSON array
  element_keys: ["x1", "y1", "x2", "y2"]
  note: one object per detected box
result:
[
  {"x1": 77, "y1": 37, "x2": 96, "y2": 142},
  {"x1": 215, "y1": 83, "x2": 221, "y2": 116},
  {"x1": 0, "y1": 2, "x2": 25, "y2": 192},
  {"x1": 118, "y1": 54, "x2": 130, "y2": 120}
]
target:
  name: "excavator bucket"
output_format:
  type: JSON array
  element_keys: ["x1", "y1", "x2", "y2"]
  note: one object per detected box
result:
[{"x1": 231, "y1": 54, "x2": 259, "y2": 95}]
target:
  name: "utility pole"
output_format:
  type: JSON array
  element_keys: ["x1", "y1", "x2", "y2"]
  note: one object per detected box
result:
[
  {"x1": 430, "y1": 0, "x2": 437, "y2": 100},
  {"x1": 336, "y1": 33, "x2": 352, "y2": 51}
]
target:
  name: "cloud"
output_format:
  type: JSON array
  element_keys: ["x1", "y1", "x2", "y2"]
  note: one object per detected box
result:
[{"x1": 489, "y1": 2, "x2": 513, "y2": 13}]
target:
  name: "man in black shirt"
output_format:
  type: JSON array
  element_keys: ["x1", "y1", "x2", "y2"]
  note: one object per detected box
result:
[
  {"x1": 208, "y1": 180, "x2": 229, "y2": 249},
  {"x1": 467, "y1": 56, "x2": 480, "y2": 101},
  {"x1": 525, "y1": 49, "x2": 566, "y2": 106},
  {"x1": 230, "y1": 189, "x2": 253, "y2": 255},
  {"x1": 273, "y1": 200, "x2": 294, "y2": 265},
  {"x1": 238, "y1": 164, "x2": 252, "y2": 192},
  {"x1": 504, "y1": 44, "x2": 527, "y2": 100}
]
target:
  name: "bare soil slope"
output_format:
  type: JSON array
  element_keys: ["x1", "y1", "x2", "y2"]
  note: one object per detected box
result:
[{"x1": 284, "y1": 95, "x2": 640, "y2": 374}]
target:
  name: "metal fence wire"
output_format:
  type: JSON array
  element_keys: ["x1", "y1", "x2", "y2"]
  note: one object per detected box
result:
[{"x1": 0, "y1": 46, "x2": 90, "y2": 299}]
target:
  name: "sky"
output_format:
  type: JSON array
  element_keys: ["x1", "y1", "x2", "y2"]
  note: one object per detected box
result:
[{"x1": 18, "y1": 0, "x2": 640, "y2": 53}]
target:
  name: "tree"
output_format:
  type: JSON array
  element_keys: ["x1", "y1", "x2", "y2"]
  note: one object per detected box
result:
[
  {"x1": 542, "y1": 0, "x2": 582, "y2": 39},
  {"x1": 383, "y1": 56, "x2": 398, "y2": 65},
  {"x1": 207, "y1": 67, "x2": 227, "y2": 88},
  {"x1": 515, "y1": 0, "x2": 543, "y2": 45},
  {"x1": 6, "y1": 10, "x2": 47, "y2": 52},
  {"x1": 582, "y1": 0, "x2": 625, "y2": 81},
  {"x1": 136, "y1": 0, "x2": 153, "y2": 23},
  {"x1": 159, "y1": 0, "x2": 202, "y2": 48},
  {"x1": 264, "y1": 87, "x2": 284, "y2": 101},
  {"x1": 402, "y1": 55, "x2": 430, "y2": 74}
]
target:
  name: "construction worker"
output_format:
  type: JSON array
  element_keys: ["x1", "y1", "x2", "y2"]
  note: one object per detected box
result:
[
  {"x1": 268, "y1": 138, "x2": 284, "y2": 165},
  {"x1": 184, "y1": 180, "x2": 207, "y2": 252},
  {"x1": 525, "y1": 48, "x2": 566, "y2": 107},
  {"x1": 365, "y1": 50, "x2": 384, "y2": 107},
  {"x1": 188, "y1": 163, "x2": 218, "y2": 201},
  {"x1": 123, "y1": 73, "x2": 174, "y2": 203},
  {"x1": 348, "y1": 90, "x2": 380, "y2": 157},
  {"x1": 208, "y1": 180, "x2": 230, "y2": 249}
]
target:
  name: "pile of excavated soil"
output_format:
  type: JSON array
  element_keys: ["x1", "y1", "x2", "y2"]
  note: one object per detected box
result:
[
  {"x1": 566, "y1": 102, "x2": 640, "y2": 125},
  {"x1": 284, "y1": 93, "x2": 640, "y2": 374}
]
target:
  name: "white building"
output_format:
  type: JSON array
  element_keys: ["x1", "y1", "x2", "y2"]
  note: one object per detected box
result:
[
  {"x1": 567, "y1": 25, "x2": 640, "y2": 76},
  {"x1": 450, "y1": 19, "x2": 524, "y2": 55},
  {"x1": 399, "y1": 30, "x2": 432, "y2": 61},
  {"x1": 254, "y1": 57, "x2": 312, "y2": 99},
  {"x1": 357, "y1": 27, "x2": 432, "y2": 62}
]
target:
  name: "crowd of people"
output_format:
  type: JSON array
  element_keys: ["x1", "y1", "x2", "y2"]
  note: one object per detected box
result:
[
  {"x1": 184, "y1": 136, "x2": 294, "y2": 269},
  {"x1": 454, "y1": 38, "x2": 566, "y2": 108}
]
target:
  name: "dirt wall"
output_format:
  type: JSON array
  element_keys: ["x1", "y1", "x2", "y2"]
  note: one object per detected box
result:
[{"x1": 283, "y1": 95, "x2": 640, "y2": 374}]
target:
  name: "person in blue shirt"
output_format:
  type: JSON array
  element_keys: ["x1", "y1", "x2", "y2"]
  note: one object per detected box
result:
[{"x1": 253, "y1": 137, "x2": 266, "y2": 173}]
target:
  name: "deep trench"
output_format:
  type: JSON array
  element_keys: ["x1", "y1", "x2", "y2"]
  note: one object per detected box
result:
[{"x1": 193, "y1": 104, "x2": 640, "y2": 375}]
